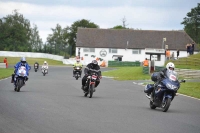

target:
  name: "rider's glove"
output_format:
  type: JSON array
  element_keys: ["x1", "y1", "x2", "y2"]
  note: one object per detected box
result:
[{"x1": 99, "y1": 76, "x2": 102, "y2": 79}]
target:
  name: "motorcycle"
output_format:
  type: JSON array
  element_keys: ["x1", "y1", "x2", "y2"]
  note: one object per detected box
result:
[
  {"x1": 34, "y1": 63, "x2": 39, "y2": 72},
  {"x1": 83, "y1": 73, "x2": 98, "y2": 98},
  {"x1": 74, "y1": 66, "x2": 82, "y2": 80},
  {"x1": 41, "y1": 65, "x2": 48, "y2": 76},
  {"x1": 14, "y1": 66, "x2": 27, "y2": 92},
  {"x1": 144, "y1": 72, "x2": 185, "y2": 112}
]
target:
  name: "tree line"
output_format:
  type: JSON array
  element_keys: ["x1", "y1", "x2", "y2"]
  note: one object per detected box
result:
[{"x1": 0, "y1": 3, "x2": 200, "y2": 57}]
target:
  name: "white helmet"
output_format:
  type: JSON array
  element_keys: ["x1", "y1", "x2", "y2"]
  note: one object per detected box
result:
[
  {"x1": 166, "y1": 62, "x2": 175, "y2": 71},
  {"x1": 44, "y1": 61, "x2": 47, "y2": 64}
]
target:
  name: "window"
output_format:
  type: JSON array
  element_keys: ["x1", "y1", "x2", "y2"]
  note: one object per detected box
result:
[
  {"x1": 83, "y1": 48, "x2": 95, "y2": 52},
  {"x1": 109, "y1": 48, "x2": 117, "y2": 53},
  {"x1": 132, "y1": 49, "x2": 141, "y2": 54}
]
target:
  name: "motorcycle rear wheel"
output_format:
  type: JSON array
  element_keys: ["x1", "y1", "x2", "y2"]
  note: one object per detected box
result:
[{"x1": 161, "y1": 98, "x2": 171, "y2": 112}]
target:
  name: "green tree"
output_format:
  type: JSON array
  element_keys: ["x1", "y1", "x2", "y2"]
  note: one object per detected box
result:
[
  {"x1": 111, "y1": 25, "x2": 127, "y2": 29},
  {"x1": 181, "y1": 3, "x2": 200, "y2": 45},
  {"x1": 46, "y1": 24, "x2": 70, "y2": 55},
  {"x1": 0, "y1": 10, "x2": 32, "y2": 51},
  {"x1": 69, "y1": 19, "x2": 99, "y2": 56},
  {"x1": 0, "y1": 10, "x2": 42, "y2": 52},
  {"x1": 30, "y1": 24, "x2": 43, "y2": 52}
]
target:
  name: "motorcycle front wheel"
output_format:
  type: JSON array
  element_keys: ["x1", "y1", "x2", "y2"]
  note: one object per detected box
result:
[
  {"x1": 75, "y1": 74, "x2": 79, "y2": 80},
  {"x1": 89, "y1": 84, "x2": 94, "y2": 98},
  {"x1": 16, "y1": 79, "x2": 23, "y2": 92},
  {"x1": 150, "y1": 101, "x2": 156, "y2": 109},
  {"x1": 161, "y1": 98, "x2": 171, "y2": 112}
]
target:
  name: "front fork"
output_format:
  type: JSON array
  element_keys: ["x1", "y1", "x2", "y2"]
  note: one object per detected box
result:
[{"x1": 162, "y1": 92, "x2": 173, "y2": 103}]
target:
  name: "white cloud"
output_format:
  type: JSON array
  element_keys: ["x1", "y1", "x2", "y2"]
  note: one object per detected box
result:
[{"x1": 0, "y1": 1, "x2": 198, "y2": 42}]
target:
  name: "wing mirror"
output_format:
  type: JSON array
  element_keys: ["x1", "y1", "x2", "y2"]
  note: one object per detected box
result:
[{"x1": 181, "y1": 79, "x2": 186, "y2": 83}]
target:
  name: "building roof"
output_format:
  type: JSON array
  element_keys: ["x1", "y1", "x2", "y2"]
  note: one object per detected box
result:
[{"x1": 76, "y1": 28, "x2": 196, "y2": 51}]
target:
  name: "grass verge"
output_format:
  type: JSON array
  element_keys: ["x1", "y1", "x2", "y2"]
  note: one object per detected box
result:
[
  {"x1": 102, "y1": 67, "x2": 200, "y2": 99},
  {"x1": 0, "y1": 68, "x2": 13, "y2": 79},
  {"x1": 103, "y1": 67, "x2": 150, "y2": 80}
]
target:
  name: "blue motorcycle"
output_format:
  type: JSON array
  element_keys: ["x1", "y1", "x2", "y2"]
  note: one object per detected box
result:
[{"x1": 144, "y1": 72, "x2": 185, "y2": 112}]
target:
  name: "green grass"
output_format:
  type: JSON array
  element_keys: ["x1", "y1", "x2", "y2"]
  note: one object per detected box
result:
[
  {"x1": 178, "y1": 82, "x2": 200, "y2": 99},
  {"x1": 103, "y1": 67, "x2": 151, "y2": 80},
  {"x1": 0, "y1": 57, "x2": 65, "y2": 66},
  {"x1": 0, "y1": 68, "x2": 13, "y2": 79}
]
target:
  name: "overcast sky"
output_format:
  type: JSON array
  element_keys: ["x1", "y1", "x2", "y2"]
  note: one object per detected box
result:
[{"x1": 0, "y1": 0, "x2": 199, "y2": 43}]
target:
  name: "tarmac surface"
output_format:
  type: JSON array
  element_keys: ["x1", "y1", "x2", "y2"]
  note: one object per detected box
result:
[{"x1": 0, "y1": 66, "x2": 200, "y2": 133}]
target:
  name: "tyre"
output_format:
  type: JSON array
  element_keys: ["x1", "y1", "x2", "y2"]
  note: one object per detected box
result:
[
  {"x1": 17, "y1": 79, "x2": 23, "y2": 92},
  {"x1": 35, "y1": 69, "x2": 37, "y2": 72},
  {"x1": 75, "y1": 74, "x2": 78, "y2": 80},
  {"x1": 150, "y1": 101, "x2": 156, "y2": 109},
  {"x1": 161, "y1": 98, "x2": 171, "y2": 112},
  {"x1": 14, "y1": 86, "x2": 17, "y2": 91},
  {"x1": 89, "y1": 84, "x2": 94, "y2": 98},
  {"x1": 84, "y1": 92, "x2": 88, "y2": 97},
  {"x1": 43, "y1": 73, "x2": 45, "y2": 76}
]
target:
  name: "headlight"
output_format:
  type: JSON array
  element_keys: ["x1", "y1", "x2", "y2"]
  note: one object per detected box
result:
[{"x1": 166, "y1": 83, "x2": 178, "y2": 90}]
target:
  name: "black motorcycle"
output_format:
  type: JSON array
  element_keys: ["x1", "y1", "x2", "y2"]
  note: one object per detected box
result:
[
  {"x1": 34, "y1": 63, "x2": 39, "y2": 72},
  {"x1": 83, "y1": 73, "x2": 98, "y2": 98},
  {"x1": 74, "y1": 66, "x2": 82, "y2": 80}
]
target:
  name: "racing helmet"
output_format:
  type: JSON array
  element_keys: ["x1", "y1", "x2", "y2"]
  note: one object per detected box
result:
[
  {"x1": 44, "y1": 61, "x2": 47, "y2": 64},
  {"x1": 92, "y1": 60, "x2": 98, "y2": 65},
  {"x1": 166, "y1": 62, "x2": 175, "y2": 71},
  {"x1": 91, "y1": 60, "x2": 98, "y2": 68},
  {"x1": 21, "y1": 57, "x2": 26, "y2": 64}
]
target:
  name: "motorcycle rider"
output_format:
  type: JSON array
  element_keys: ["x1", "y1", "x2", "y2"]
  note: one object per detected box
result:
[
  {"x1": 73, "y1": 59, "x2": 83, "y2": 77},
  {"x1": 34, "y1": 62, "x2": 39, "y2": 69},
  {"x1": 11, "y1": 57, "x2": 31, "y2": 84},
  {"x1": 81, "y1": 60, "x2": 102, "y2": 92},
  {"x1": 41, "y1": 61, "x2": 48, "y2": 74},
  {"x1": 146, "y1": 62, "x2": 177, "y2": 98}
]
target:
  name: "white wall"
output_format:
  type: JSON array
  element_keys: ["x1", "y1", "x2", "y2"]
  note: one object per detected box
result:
[
  {"x1": 0, "y1": 51, "x2": 64, "y2": 61},
  {"x1": 76, "y1": 47, "x2": 198, "y2": 66},
  {"x1": 76, "y1": 47, "x2": 146, "y2": 62}
]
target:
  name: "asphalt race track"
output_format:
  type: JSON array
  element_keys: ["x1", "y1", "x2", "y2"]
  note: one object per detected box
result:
[{"x1": 0, "y1": 66, "x2": 200, "y2": 133}]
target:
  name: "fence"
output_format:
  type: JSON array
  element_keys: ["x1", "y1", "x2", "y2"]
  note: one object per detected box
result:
[{"x1": 143, "y1": 66, "x2": 165, "y2": 74}]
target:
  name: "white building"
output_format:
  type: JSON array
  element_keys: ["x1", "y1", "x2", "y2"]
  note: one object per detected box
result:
[{"x1": 76, "y1": 28, "x2": 198, "y2": 66}]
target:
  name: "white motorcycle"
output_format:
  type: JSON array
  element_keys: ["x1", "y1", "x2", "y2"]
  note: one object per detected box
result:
[
  {"x1": 14, "y1": 66, "x2": 28, "y2": 92},
  {"x1": 41, "y1": 65, "x2": 48, "y2": 76}
]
